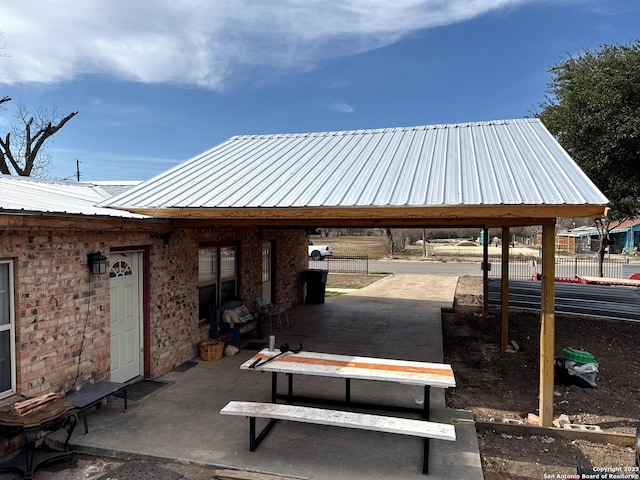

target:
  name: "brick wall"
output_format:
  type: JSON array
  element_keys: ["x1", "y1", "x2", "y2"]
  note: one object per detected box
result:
[
  {"x1": 2, "y1": 229, "x2": 116, "y2": 397},
  {"x1": 0, "y1": 222, "x2": 307, "y2": 397},
  {"x1": 146, "y1": 227, "x2": 307, "y2": 376}
]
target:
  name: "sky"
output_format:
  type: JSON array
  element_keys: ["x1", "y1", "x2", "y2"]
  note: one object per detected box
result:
[{"x1": 0, "y1": 0, "x2": 639, "y2": 182}]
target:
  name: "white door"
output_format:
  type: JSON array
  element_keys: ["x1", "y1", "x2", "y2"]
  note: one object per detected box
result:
[
  {"x1": 262, "y1": 242, "x2": 272, "y2": 304},
  {"x1": 110, "y1": 252, "x2": 143, "y2": 383}
]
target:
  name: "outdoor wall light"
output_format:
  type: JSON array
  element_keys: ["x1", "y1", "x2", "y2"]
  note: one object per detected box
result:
[{"x1": 87, "y1": 252, "x2": 108, "y2": 275}]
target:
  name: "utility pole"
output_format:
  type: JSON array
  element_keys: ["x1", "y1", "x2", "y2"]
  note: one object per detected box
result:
[{"x1": 76, "y1": 159, "x2": 80, "y2": 182}]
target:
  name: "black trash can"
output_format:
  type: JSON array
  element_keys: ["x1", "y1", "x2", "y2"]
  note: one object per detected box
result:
[{"x1": 303, "y1": 269, "x2": 328, "y2": 304}]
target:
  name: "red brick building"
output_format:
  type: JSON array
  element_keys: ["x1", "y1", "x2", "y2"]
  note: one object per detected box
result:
[
  {"x1": 1, "y1": 118, "x2": 611, "y2": 450},
  {"x1": 0, "y1": 176, "x2": 308, "y2": 415}
]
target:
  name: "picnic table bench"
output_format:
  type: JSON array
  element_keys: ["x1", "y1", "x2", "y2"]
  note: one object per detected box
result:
[
  {"x1": 221, "y1": 401, "x2": 456, "y2": 475},
  {"x1": 66, "y1": 381, "x2": 128, "y2": 434}
]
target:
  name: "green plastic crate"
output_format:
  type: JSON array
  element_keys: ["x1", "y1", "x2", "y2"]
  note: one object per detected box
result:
[{"x1": 562, "y1": 347, "x2": 598, "y2": 365}]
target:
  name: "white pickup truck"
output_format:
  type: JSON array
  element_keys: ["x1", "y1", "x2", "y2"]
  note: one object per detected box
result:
[{"x1": 308, "y1": 240, "x2": 334, "y2": 261}]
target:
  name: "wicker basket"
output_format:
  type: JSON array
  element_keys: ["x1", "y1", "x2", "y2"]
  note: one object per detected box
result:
[{"x1": 199, "y1": 340, "x2": 224, "y2": 361}]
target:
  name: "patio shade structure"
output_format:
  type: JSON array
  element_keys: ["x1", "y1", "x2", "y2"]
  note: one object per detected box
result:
[{"x1": 101, "y1": 118, "x2": 609, "y2": 426}]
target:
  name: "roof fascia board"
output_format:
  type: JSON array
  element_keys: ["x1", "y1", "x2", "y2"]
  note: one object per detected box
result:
[
  {"x1": 174, "y1": 217, "x2": 557, "y2": 229},
  {"x1": 123, "y1": 204, "x2": 607, "y2": 221},
  {"x1": 0, "y1": 213, "x2": 168, "y2": 230}
]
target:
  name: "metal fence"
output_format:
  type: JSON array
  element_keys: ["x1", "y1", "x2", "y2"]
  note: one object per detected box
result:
[
  {"x1": 308, "y1": 255, "x2": 369, "y2": 274},
  {"x1": 488, "y1": 255, "x2": 627, "y2": 280},
  {"x1": 307, "y1": 254, "x2": 627, "y2": 278}
]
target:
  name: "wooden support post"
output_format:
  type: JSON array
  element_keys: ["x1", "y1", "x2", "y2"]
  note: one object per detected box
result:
[
  {"x1": 482, "y1": 227, "x2": 489, "y2": 318},
  {"x1": 539, "y1": 222, "x2": 556, "y2": 427},
  {"x1": 500, "y1": 227, "x2": 510, "y2": 352}
]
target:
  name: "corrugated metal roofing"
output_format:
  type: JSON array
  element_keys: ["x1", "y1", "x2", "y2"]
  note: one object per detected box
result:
[
  {"x1": 90, "y1": 180, "x2": 143, "y2": 197},
  {"x1": 569, "y1": 218, "x2": 639, "y2": 236},
  {"x1": 101, "y1": 118, "x2": 608, "y2": 211},
  {"x1": 0, "y1": 175, "x2": 148, "y2": 218}
]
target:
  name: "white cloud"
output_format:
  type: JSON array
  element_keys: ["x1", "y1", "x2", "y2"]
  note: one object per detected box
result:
[
  {"x1": 332, "y1": 100, "x2": 354, "y2": 113},
  {"x1": 0, "y1": 0, "x2": 534, "y2": 90}
]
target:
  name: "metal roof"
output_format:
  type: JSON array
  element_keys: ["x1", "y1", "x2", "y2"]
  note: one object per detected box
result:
[
  {"x1": 0, "y1": 175, "x2": 148, "y2": 218},
  {"x1": 567, "y1": 218, "x2": 640, "y2": 237},
  {"x1": 89, "y1": 180, "x2": 143, "y2": 197},
  {"x1": 100, "y1": 118, "x2": 608, "y2": 222}
]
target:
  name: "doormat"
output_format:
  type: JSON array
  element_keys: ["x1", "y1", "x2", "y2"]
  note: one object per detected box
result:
[
  {"x1": 243, "y1": 342, "x2": 268, "y2": 350},
  {"x1": 97, "y1": 461, "x2": 182, "y2": 480},
  {"x1": 173, "y1": 360, "x2": 198, "y2": 372},
  {"x1": 116, "y1": 380, "x2": 168, "y2": 401}
]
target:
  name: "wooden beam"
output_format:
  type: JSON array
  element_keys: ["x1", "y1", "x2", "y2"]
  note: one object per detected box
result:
[
  {"x1": 173, "y1": 216, "x2": 558, "y2": 229},
  {"x1": 539, "y1": 222, "x2": 556, "y2": 427},
  {"x1": 124, "y1": 204, "x2": 607, "y2": 222},
  {"x1": 0, "y1": 214, "x2": 166, "y2": 231},
  {"x1": 0, "y1": 212, "x2": 564, "y2": 230},
  {"x1": 500, "y1": 227, "x2": 510, "y2": 352},
  {"x1": 482, "y1": 227, "x2": 489, "y2": 319}
]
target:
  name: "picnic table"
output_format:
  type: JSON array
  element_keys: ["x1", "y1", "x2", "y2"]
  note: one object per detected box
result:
[
  {"x1": 226, "y1": 348, "x2": 457, "y2": 474},
  {"x1": 240, "y1": 348, "x2": 456, "y2": 418}
]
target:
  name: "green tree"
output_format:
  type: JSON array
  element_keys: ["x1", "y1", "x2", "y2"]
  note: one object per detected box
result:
[{"x1": 537, "y1": 40, "x2": 640, "y2": 272}]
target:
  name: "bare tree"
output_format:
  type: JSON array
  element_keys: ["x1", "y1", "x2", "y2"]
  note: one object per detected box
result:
[
  {"x1": 0, "y1": 101, "x2": 77, "y2": 176},
  {"x1": 383, "y1": 228, "x2": 395, "y2": 255}
]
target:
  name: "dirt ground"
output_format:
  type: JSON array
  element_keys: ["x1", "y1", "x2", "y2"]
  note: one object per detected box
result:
[{"x1": 446, "y1": 275, "x2": 640, "y2": 479}]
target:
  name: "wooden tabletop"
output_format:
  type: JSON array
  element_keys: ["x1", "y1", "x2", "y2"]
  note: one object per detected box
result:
[
  {"x1": 241, "y1": 349, "x2": 455, "y2": 388},
  {"x1": 0, "y1": 399, "x2": 74, "y2": 428}
]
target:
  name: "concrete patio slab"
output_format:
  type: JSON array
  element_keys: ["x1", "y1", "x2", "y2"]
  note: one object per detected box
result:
[{"x1": 52, "y1": 274, "x2": 483, "y2": 480}]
